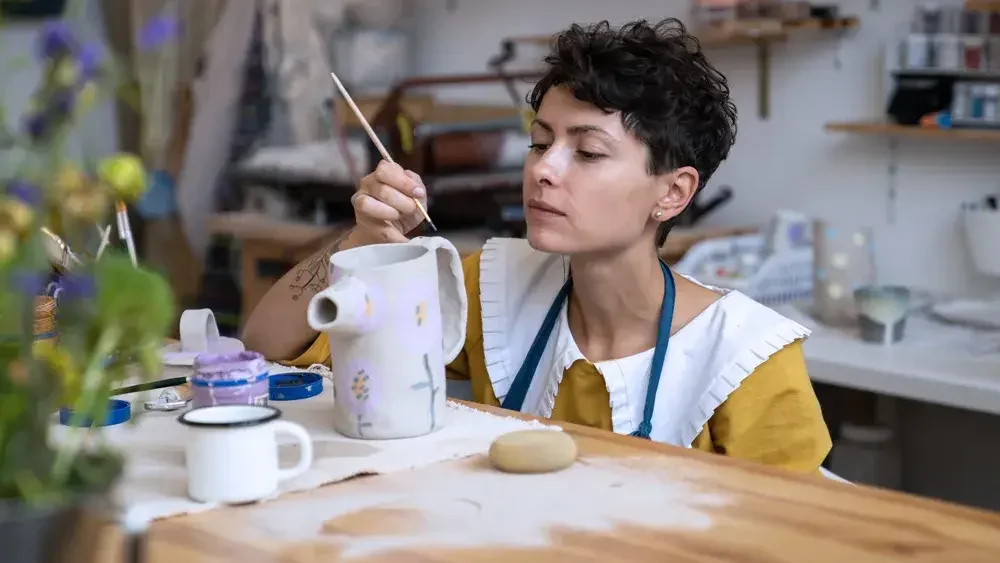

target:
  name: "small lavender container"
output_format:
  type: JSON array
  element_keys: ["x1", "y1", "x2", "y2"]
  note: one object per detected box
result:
[{"x1": 191, "y1": 351, "x2": 270, "y2": 408}]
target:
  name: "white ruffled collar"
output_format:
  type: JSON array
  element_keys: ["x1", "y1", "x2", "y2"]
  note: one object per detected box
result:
[{"x1": 477, "y1": 237, "x2": 810, "y2": 446}]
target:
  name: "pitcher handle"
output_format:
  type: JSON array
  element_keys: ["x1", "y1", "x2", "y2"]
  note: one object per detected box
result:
[{"x1": 412, "y1": 236, "x2": 468, "y2": 363}]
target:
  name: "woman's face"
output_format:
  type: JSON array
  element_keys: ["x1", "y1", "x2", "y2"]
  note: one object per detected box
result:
[{"x1": 523, "y1": 86, "x2": 691, "y2": 256}]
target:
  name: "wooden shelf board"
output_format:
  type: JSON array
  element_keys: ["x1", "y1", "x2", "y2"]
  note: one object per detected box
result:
[
  {"x1": 964, "y1": 1, "x2": 1000, "y2": 11},
  {"x1": 825, "y1": 121, "x2": 1000, "y2": 141},
  {"x1": 699, "y1": 16, "x2": 859, "y2": 46},
  {"x1": 511, "y1": 17, "x2": 859, "y2": 48},
  {"x1": 509, "y1": 17, "x2": 858, "y2": 120}
]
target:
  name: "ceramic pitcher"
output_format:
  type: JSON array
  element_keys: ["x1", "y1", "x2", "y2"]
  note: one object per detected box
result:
[{"x1": 306, "y1": 237, "x2": 467, "y2": 439}]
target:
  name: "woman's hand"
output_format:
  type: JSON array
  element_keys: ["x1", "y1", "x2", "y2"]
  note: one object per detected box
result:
[{"x1": 350, "y1": 160, "x2": 427, "y2": 244}]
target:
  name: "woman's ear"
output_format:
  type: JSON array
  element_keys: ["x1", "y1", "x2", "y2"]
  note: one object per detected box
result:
[{"x1": 652, "y1": 166, "x2": 699, "y2": 222}]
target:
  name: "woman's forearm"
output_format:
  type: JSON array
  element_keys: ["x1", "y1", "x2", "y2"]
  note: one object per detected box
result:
[{"x1": 241, "y1": 228, "x2": 361, "y2": 360}]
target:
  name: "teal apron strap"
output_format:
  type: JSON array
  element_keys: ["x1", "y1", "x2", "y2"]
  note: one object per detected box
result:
[
  {"x1": 501, "y1": 262, "x2": 676, "y2": 442},
  {"x1": 500, "y1": 280, "x2": 572, "y2": 411},
  {"x1": 629, "y1": 261, "x2": 675, "y2": 439}
]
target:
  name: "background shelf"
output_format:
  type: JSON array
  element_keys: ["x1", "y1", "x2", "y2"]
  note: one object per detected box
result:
[{"x1": 825, "y1": 121, "x2": 1000, "y2": 142}]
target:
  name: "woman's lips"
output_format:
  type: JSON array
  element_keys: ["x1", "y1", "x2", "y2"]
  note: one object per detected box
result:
[{"x1": 527, "y1": 200, "x2": 566, "y2": 218}]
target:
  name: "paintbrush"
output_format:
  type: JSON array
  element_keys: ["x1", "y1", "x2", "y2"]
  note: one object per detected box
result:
[
  {"x1": 328, "y1": 71, "x2": 437, "y2": 232},
  {"x1": 111, "y1": 376, "x2": 189, "y2": 397},
  {"x1": 94, "y1": 222, "x2": 112, "y2": 260},
  {"x1": 114, "y1": 200, "x2": 138, "y2": 266}
]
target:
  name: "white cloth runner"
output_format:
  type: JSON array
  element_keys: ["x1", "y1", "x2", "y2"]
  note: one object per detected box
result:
[{"x1": 51, "y1": 380, "x2": 556, "y2": 526}]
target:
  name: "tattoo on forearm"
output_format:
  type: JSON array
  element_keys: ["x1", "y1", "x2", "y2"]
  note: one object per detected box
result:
[{"x1": 288, "y1": 231, "x2": 350, "y2": 301}]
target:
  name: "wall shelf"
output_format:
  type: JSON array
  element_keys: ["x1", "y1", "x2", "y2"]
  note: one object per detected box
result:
[
  {"x1": 964, "y1": 0, "x2": 1000, "y2": 11},
  {"x1": 825, "y1": 121, "x2": 1000, "y2": 142},
  {"x1": 698, "y1": 16, "x2": 859, "y2": 46},
  {"x1": 508, "y1": 17, "x2": 859, "y2": 120},
  {"x1": 701, "y1": 17, "x2": 858, "y2": 119}
]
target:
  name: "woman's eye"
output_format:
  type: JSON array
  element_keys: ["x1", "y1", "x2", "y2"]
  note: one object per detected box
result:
[
  {"x1": 577, "y1": 150, "x2": 605, "y2": 161},
  {"x1": 528, "y1": 143, "x2": 549, "y2": 153}
]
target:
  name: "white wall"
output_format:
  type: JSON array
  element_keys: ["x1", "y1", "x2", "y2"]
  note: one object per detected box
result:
[{"x1": 410, "y1": 0, "x2": 1000, "y2": 297}]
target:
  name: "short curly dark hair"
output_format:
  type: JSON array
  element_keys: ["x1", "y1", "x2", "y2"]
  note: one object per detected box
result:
[{"x1": 527, "y1": 18, "x2": 738, "y2": 247}]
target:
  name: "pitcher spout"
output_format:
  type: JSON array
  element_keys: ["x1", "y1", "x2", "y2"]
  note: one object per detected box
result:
[{"x1": 306, "y1": 277, "x2": 372, "y2": 337}]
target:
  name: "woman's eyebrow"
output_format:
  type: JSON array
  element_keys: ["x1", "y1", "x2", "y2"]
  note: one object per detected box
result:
[{"x1": 533, "y1": 118, "x2": 614, "y2": 140}]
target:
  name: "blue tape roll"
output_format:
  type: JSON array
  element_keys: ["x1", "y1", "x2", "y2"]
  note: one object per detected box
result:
[
  {"x1": 269, "y1": 372, "x2": 323, "y2": 401},
  {"x1": 59, "y1": 399, "x2": 131, "y2": 427},
  {"x1": 191, "y1": 372, "x2": 269, "y2": 388}
]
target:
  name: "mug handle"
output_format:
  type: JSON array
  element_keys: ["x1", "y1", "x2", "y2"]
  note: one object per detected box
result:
[{"x1": 273, "y1": 420, "x2": 314, "y2": 481}]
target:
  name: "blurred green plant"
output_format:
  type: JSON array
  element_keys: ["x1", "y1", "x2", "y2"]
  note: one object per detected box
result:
[{"x1": 0, "y1": 0, "x2": 178, "y2": 505}]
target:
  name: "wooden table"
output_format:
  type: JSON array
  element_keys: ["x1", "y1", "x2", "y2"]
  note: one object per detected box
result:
[{"x1": 99, "y1": 403, "x2": 1000, "y2": 562}]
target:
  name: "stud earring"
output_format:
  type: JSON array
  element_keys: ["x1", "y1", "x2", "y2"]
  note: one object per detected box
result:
[{"x1": 654, "y1": 211, "x2": 663, "y2": 218}]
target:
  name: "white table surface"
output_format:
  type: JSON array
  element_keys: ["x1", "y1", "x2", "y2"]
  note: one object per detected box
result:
[{"x1": 776, "y1": 305, "x2": 1000, "y2": 417}]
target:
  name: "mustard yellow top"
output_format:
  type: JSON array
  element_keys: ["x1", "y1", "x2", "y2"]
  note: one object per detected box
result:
[{"x1": 287, "y1": 251, "x2": 832, "y2": 474}]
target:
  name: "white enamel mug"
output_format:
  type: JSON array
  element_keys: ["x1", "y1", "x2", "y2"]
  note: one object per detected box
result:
[{"x1": 178, "y1": 405, "x2": 313, "y2": 504}]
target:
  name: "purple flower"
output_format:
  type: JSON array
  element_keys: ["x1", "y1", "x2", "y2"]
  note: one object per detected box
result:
[
  {"x1": 6, "y1": 181, "x2": 41, "y2": 206},
  {"x1": 77, "y1": 43, "x2": 103, "y2": 79},
  {"x1": 11, "y1": 271, "x2": 45, "y2": 296},
  {"x1": 22, "y1": 113, "x2": 47, "y2": 140},
  {"x1": 47, "y1": 88, "x2": 76, "y2": 118},
  {"x1": 136, "y1": 15, "x2": 181, "y2": 51},
  {"x1": 59, "y1": 273, "x2": 95, "y2": 300},
  {"x1": 38, "y1": 21, "x2": 76, "y2": 59}
]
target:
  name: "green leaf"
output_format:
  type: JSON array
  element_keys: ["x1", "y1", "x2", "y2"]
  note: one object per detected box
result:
[
  {"x1": 94, "y1": 253, "x2": 175, "y2": 345},
  {"x1": 116, "y1": 82, "x2": 142, "y2": 113}
]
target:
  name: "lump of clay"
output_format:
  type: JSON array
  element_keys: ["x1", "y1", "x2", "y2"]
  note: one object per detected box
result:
[{"x1": 488, "y1": 429, "x2": 578, "y2": 474}]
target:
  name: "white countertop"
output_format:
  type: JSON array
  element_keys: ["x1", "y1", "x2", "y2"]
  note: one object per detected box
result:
[
  {"x1": 776, "y1": 305, "x2": 1000, "y2": 416},
  {"x1": 158, "y1": 311, "x2": 1000, "y2": 417}
]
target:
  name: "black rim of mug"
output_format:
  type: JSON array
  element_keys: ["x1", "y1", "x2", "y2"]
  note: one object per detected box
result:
[{"x1": 177, "y1": 404, "x2": 282, "y2": 429}]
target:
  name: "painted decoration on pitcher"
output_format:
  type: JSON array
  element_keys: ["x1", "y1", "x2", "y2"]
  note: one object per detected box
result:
[
  {"x1": 345, "y1": 360, "x2": 379, "y2": 438},
  {"x1": 410, "y1": 353, "x2": 440, "y2": 433},
  {"x1": 415, "y1": 301, "x2": 427, "y2": 327},
  {"x1": 358, "y1": 284, "x2": 388, "y2": 333},
  {"x1": 398, "y1": 285, "x2": 439, "y2": 350},
  {"x1": 405, "y1": 285, "x2": 441, "y2": 432}
]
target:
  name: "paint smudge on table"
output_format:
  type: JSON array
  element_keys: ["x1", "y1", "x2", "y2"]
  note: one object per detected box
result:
[{"x1": 235, "y1": 456, "x2": 729, "y2": 558}]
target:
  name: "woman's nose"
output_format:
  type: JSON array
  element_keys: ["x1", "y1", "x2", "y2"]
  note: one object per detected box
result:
[{"x1": 529, "y1": 147, "x2": 573, "y2": 185}]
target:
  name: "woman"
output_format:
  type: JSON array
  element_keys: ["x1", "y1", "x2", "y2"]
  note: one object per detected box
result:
[{"x1": 243, "y1": 18, "x2": 831, "y2": 474}]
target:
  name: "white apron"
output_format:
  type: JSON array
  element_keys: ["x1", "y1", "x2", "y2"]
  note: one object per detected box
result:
[{"x1": 478, "y1": 237, "x2": 810, "y2": 447}]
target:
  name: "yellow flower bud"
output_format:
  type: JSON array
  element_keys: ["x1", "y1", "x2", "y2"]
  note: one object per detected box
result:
[
  {"x1": 0, "y1": 229, "x2": 17, "y2": 265},
  {"x1": 62, "y1": 188, "x2": 108, "y2": 221},
  {"x1": 53, "y1": 59, "x2": 79, "y2": 87},
  {"x1": 2, "y1": 199, "x2": 34, "y2": 234},
  {"x1": 52, "y1": 163, "x2": 88, "y2": 195},
  {"x1": 97, "y1": 153, "x2": 147, "y2": 201},
  {"x1": 76, "y1": 81, "x2": 98, "y2": 115}
]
